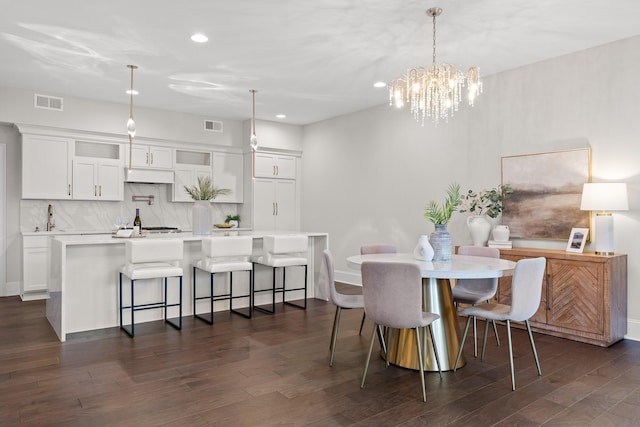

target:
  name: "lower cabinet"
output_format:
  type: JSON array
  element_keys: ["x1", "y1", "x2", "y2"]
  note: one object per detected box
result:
[
  {"x1": 497, "y1": 248, "x2": 627, "y2": 347},
  {"x1": 22, "y1": 235, "x2": 50, "y2": 300}
]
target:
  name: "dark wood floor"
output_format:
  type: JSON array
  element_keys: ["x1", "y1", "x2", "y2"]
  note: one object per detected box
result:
[{"x1": 2, "y1": 288, "x2": 640, "y2": 426}]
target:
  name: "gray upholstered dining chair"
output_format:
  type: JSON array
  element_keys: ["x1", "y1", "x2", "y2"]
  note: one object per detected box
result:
[
  {"x1": 358, "y1": 244, "x2": 397, "y2": 335},
  {"x1": 454, "y1": 257, "x2": 546, "y2": 391},
  {"x1": 453, "y1": 246, "x2": 501, "y2": 357},
  {"x1": 360, "y1": 260, "x2": 442, "y2": 403},
  {"x1": 324, "y1": 249, "x2": 368, "y2": 367}
]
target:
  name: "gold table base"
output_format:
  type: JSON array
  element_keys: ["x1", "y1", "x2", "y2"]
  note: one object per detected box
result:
[{"x1": 382, "y1": 278, "x2": 465, "y2": 371}]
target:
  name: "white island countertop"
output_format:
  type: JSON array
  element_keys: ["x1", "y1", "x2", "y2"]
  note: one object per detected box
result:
[{"x1": 47, "y1": 230, "x2": 329, "y2": 341}]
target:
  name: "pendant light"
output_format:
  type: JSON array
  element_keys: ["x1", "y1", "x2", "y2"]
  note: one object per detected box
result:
[
  {"x1": 126, "y1": 64, "x2": 138, "y2": 171},
  {"x1": 249, "y1": 89, "x2": 258, "y2": 151}
]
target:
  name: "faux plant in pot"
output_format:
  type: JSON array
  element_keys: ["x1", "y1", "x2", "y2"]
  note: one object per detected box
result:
[
  {"x1": 225, "y1": 215, "x2": 240, "y2": 228},
  {"x1": 423, "y1": 182, "x2": 461, "y2": 261},
  {"x1": 183, "y1": 176, "x2": 231, "y2": 235},
  {"x1": 459, "y1": 184, "x2": 513, "y2": 246}
]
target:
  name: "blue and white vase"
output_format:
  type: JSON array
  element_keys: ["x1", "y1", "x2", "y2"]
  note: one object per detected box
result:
[{"x1": 430, "y1": 224, "x2": 452, "y2": 262}]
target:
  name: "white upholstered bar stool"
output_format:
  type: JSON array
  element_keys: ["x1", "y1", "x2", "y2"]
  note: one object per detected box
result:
[
  {"x1": 119, "y1": 239, "x2": 184, "y2": 338},
  {"x1": 252, "y1": 235, "x2": 308, "y2": 314},
  {"x1": 193, "y1": 236, "x2": 253, "y2": 323}
]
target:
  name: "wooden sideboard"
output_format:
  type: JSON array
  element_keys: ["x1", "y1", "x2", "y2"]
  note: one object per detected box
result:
[{"x1": 496, "y1": 247, "x2": 627, "y2": 347}]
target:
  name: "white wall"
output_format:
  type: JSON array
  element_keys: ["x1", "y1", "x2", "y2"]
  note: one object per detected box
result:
[{"x1": 301, "y1": 35, "x2": 640, "y2": 340}]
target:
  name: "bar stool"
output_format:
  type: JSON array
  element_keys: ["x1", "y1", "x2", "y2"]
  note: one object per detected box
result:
[
  {"x1": 119, "y1": 239, "x2": 183, "y2": 338},
  {"x1": 252, "y1": 235, "x2": 308, "y2": 314},
  {"x1": 193, "y1": 236, "x2": 253, "y2": 323}
]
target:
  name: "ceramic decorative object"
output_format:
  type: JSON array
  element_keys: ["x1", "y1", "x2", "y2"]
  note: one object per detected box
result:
[
  {"x1": 493, "y1": 225, "x2": 510, "y2": 242},
  {"x1": 467, "y1": 215, "x2": 492, "y2": 246},
  {"x1": 192, "y1": 200, "x2": 212, "y2": 235},
  {"x1": 430, "y1": 224, "x2": 452, "y2": 262},
  {"x1": 413, "y1": 234, "x2": 435, "y2": 261},
  {"x1": 228, "y1": 220, "x2": 239, "y2": 228}
]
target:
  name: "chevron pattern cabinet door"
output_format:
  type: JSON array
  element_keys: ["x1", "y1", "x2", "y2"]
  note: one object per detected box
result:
[
  {"x1": 496, "y1": 247, "x2": 626, "y2": 347},
  {"x1": 547, "y1": 259, "x2": 604, "y2": 334}
]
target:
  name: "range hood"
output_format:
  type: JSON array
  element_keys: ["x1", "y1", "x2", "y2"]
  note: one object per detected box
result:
[{"x1": 124, "y1": 168, "x2": 174, "y2": 184}]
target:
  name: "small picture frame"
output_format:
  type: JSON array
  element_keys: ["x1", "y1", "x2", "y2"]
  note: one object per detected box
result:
[{"x1": 566, "y1": 228, "x2": 589, "y2": 253}]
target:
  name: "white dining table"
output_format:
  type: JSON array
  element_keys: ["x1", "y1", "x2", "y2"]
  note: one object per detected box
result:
[{"x1": 347, "y1": 253, "x2": 516, "y2": 371}]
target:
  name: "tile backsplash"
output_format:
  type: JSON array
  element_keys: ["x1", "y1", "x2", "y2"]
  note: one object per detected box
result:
[{"x1": 20, "y1": 183, "x2": 239, "y2": 232}]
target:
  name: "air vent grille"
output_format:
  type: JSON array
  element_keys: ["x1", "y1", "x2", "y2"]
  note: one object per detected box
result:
[
  {"x1": 34, "y1": 94, "x2": 64, "y2": 111},
  {"x1": 204, "y1": 120, "x2": 223, "y2": 133}
]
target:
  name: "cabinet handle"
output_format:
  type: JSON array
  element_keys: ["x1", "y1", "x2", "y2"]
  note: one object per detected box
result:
[
  {"x1": 146, "y1": 152, "x2": 149, "y2": 165},
  {"x1": 272, "y1": 202, "x2": 276, "y2": 215},
  {"x1": 94, "y1": 185, "x2": 97, "y2": 196},
  {"x1": 150, "y1": 153, "x2": 154, "y2": 164},
  {"x1": 276, "y1": 165, "x2": 279, "y2": 176},
  {"x1": 275, "y1": 202, "x2": 278, "y2": 216},
  {"x1": 273, "y1": 165, "x2": 276, "y2": 176},
  {"x1": 99, "y1": 185, "x2": 102, "y2": 197},
  {"x1": 68, "y1": 184, "x2": 71, "y2": 196}
]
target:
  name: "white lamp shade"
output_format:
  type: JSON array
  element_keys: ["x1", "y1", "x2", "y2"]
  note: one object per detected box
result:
[{"x1": 580, "y1": 183, "x2": 628, "y2": 211}]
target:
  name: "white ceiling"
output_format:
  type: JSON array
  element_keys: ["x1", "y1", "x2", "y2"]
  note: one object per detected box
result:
[{"x1": 2, "y1": 0, "x2": 640, "y2": 125}]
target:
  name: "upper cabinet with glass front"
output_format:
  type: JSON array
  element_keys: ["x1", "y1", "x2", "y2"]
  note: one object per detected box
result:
[
  {"x1": 72, "y1": 141, "x2": 124, "y2": 201},
  {"x1": 172, "y1": 149, "x2": 212, "y2": 202}
]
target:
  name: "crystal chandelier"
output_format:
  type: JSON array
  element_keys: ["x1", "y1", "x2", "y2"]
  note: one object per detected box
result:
[
  {"x1": 389, "y1": 7, "x2": 482, "y2": 125},
  {"x1": 126, "y1": 64, "x2": 138, "y2": 171}
]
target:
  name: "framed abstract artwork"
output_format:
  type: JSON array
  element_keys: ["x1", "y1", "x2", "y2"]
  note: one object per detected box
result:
[{"x1": 501, "y1": 148, "x2": 591, "y2": 240}]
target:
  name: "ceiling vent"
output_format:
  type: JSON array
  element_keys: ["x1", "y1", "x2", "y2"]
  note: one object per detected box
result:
[
  {"x1": 204, "y1": 120, "x2": 223, "y2": 133},
  {"x1": 34, "y1": 94, "x2": 64, "y2": 111}
]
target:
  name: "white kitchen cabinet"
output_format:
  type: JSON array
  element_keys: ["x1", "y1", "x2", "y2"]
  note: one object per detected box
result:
[
  {"x1": 22, "y1": 235, "x2": 50, "y2": 300},
  {"x1": 72, "y1": 159, "x2": 124, "y2": 200},
  {"x1": 253, "y1": 178, "x2": 296, "y2": 231},
  {"x1": 254, "y1": 152, "x2": 296, "y2": 179},
  {"x1": 22, "y1": 135, "x2": 72, "y2": 199},
  {"x1": 129, "y1": 145, "x2": 173, "y2": 169},
  {"x1": 172, "y1": 150, "x2": 212, "y2": 202},
  {"x1": 212, "y1": 152, "x2": 243, "y2": 203},
  {"x1": 72, "y1": 140, "x2": 124, "y2": 200}
]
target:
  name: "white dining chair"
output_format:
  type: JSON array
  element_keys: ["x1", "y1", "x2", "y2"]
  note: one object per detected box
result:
[
  {"x1": 454, "y1": 246, "x2": 501, "y2": 357},
  {"x1": 454, "y1": 257, "x2": 546, "y2": 391},
  {"x1": 360, "y1": 260, "x2": 442, "y2": 403}
]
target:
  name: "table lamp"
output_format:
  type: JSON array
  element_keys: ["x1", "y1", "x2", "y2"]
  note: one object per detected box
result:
[{"x1": 580, "y1": 183, "x2": 628, "y2": 255}]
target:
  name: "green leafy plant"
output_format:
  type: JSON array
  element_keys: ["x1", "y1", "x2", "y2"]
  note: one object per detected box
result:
[
  {"x1": 183, "y1": 176, "x2": 231, "y2": 201},
  {"x1": 424, "y1": 182, "x2": 462, "y2": 225},
  {"x1": 459, "y1": 184, "x2": 513, "y2": 219},
  {"x1": 225, "y1": 214, "x2": 240, "y2": 223}
]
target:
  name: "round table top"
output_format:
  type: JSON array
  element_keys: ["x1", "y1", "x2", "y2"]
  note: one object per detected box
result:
[{"x1": 346, "y1": 253, "x2": 516, "y2": 279}]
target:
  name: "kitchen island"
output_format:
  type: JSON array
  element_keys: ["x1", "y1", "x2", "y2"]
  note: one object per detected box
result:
[{"x1": 47, "y1": 231, "x2": 328, "y2": 341}]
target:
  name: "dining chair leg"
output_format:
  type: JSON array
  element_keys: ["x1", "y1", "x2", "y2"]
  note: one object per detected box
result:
[
  {"x1": 359, "y1": 312, "x2": 366, "y2": 335},
  {"x1": 506, "y1": 319, "x2": 516, "y2": 391},
  {"x1": 361, "y1": 324, "x2": 378, "y2": 388},
  {"x1": 491, "y1": 320, "x2": 501, "y2": 346},
  {"x1": 415, "y1": 327, "x2": 427, "y2": 402},
  {"x1": 472, "y1": 315, "x2": 478, "y2": 357},
  {"x1": 526, "y1": 319, "x2": 542, "y2": 376},
  {"x1": 329, "y1": 306, "x2": 342, "y2": 367},
  {"x1": 427, "y1": 324, "x2": 442, "y2": 379},
  {"x1": 376, "y1": 325, "x2": 387, "y2": 358},
  {"x1": 481, "y1": 318, "x2": 490, "y2": 360},
  {"x1": 385, "y1": 327, "x2": 391, "y2": 368},
  {"x1": 454, "y1": 316, "x2": 472, "y2": 372}
]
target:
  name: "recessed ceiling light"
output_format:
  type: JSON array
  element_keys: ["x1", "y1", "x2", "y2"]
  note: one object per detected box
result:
[
  {"x1": 373, "y1": 81, "x2": 387, "y2": 88},
  {"x1": 190, "y1": 33, "x2": 208, "y2": 43},
  {"x1": 126, "y1": 89, "x2": 139, "y2": 95},
  {"x1": 276, "y1": 114, "x2": 286, "y2": 119}
]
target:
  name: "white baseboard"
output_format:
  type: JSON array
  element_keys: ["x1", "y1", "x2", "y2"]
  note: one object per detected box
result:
[
  {"x1": 1, "y1": 281, "x2": 19, "y2": 297},
  {"x1": 625, "y1": 318, "x2": 640, "y2": 342},
  {"x1": 335, "y1": 269, "x2": 361, "y2": 286}
]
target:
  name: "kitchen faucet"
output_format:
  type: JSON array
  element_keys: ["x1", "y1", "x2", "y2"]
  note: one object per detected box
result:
[{"x1": 47, "y1": 204, "x2": 55, "y2": 231}]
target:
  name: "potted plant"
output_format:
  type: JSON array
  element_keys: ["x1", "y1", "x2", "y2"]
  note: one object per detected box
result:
[
  {"x1": 459, "y1": 184, "x2": 513, "y2": 246},
  {"x1": 423, "y1": 182, "x2": 461, "y2": 261},
  {"x1": 225, "y1": 214, "x2": 240, "y2": 228},
  {"x1": 183, "y1": 176, "x2": 231, "y2": 235}
]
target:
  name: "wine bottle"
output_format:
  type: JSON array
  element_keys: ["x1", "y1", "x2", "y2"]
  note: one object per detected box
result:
[{"x1": 133, "y1": 208, "x2": 142, "y2": 235}]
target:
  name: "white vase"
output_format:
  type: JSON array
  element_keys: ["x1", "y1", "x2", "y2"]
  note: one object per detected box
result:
[
  {"x1": 493, "y1": 225, "x2": 510, "y2": 242},
  {"x1": 467, "y1": 215, "x2": 492, "y2": 246},
  {"x1": 228, "y1": 220, "x2": 239, "y2": 228},
  {"x1": 413, "y1": 234, "x2": 434, "y2": 261},
  {"x1": 192, "y1": 200, "x2": 212, "y2": 235}
]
